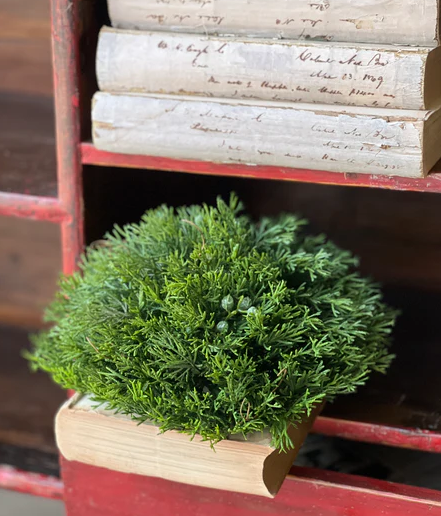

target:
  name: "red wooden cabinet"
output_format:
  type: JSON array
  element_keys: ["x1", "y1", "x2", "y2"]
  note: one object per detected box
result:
[{"x1": 2, "y1": 0, "x2": 441, "y2": 513}]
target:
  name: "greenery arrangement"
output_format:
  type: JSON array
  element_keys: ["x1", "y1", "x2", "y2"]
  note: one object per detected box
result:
[{"x1": 27, "y1": 195, "x2": 397, "y2": 451}]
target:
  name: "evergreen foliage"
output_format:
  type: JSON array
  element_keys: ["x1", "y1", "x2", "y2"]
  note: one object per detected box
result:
[{"x1": 27, "y1": 195, "x2": 397, "y2": 450}]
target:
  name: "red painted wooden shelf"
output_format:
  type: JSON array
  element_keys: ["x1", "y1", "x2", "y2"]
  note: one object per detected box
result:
[
  {"x1": 45, "y1": 0, "x2": 441, "y2": 510},
  {"x1": 0, "y1": 194, "x2": 67, "y2": 223},
  {"x1": 0, "y1": 465, "x2": 63, "y2": 500},
  {"x1": 62, "y1": 459, "x2": 441, "y2": 516},
  {"x1": 81, "y1": 143, "x2": 441, "y2": 194},
  {"x1": 314, "y1": 417, "x2": 441, "y2": 453},
  {"x1": 0, "y1": 92, "x2": 66, "y2": 222}
]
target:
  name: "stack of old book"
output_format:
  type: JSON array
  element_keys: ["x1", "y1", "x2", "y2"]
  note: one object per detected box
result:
[{"x1": 93, "y1": 0, "x2": 441, "y2": 178}]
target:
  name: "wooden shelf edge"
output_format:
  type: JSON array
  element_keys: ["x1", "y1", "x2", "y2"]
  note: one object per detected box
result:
[
  {"x1": 62, "y1": 457, "x2": 441, "y2": 515},
  {"x1": 0, "y1": 192, "x2": 68, "y2": 223},
  {"x1": 0, "y1": 464, "x2": 63, "y2": 500},
  {"x1": 314, "y1": 416, "x2": 441, "y2": 453},
  {"x1": 288, "y1": 465, "x2": 441, "y2": 504},
  {"x1": 81, "y1": 143, "x2": 441, "y2": 194}
]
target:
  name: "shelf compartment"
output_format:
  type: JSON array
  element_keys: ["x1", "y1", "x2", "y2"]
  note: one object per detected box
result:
[
  {"x1": 0, "y1": 92, "x2": 57, "y2": 197},
  {"x1": 0, "y1": 2, "x2": 66, "y2": 222},
  {"x1": 82, "y1": 166, "x2": 441, "y2": 453},
  {"x1": 0, "y1": 324, "x2": 65, "y2": 476},
  {"x1": 0, "y1": 465, "x2": 63, "y2": 500},
  {"x1": 81, "y1": 143, "x2": 441, "y2": 194},
  {"x1": 0, "y1": 91, "x2": 61, "y2": 222},
  {"x1": 315, "y1": 287, "x2": 441, "y2": 452}
]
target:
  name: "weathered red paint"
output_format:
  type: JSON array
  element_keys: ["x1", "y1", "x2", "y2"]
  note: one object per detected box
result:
[
  {"x1": 81, "y1": 143, "x2": 441, "y2": 194},
  {"x1": 51, "y1": 0, "x2": 84, "y2": 276},
  {"x1": 314, "y1": 416, "x2": 441, "y2": 453},
  {"x1": 61, "y1": 458, "x2": 441, "y2": 516},
  {"x1": 71, "y1": 94, "x2": 80, "y2": 109},
  {"x1": 0, "y1": 193, "x2": 68, "y2": 223},
  {"x1": 0, "y1": 465, "x2": 64, "y2": 500}
]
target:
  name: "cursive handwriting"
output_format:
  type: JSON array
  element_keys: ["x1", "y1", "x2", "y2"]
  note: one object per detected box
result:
[{"x1": 150, "y1": 34, "x2": 412, "y2": 108}]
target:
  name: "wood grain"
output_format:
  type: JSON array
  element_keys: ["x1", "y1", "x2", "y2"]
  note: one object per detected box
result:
[
  {"x1": 0, "y1": 92, "x2": 56, "y2": 198},
  {"x1": 0, "y1": 0, "x2": 52, "y2": 96},
  {"x1": 0, "y1": 216, "x2": 61, "y2": 327}
]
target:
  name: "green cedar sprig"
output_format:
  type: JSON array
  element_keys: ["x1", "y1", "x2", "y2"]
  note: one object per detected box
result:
[{"x1": 26, "y1": 194, "x2": 397, "y2": 451}]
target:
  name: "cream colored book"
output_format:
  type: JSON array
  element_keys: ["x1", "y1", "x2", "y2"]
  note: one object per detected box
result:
[
  {"x1": 97, "y1": 27, "x2": 441, "y2": 110},
  {"x1": 107, "y1": 0, "x2": 439, "y2": 46},
  {"x1": 92, "y1": 92, "x2": 441, "y2": 178},
  {"x1": 56, "y1": 395, "x2": 321, "y2": 498}
]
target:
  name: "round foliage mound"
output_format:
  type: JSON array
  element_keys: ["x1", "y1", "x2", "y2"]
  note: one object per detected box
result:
[{"x1": 28, "y1": 195, "x2": 396, "y2": 450}]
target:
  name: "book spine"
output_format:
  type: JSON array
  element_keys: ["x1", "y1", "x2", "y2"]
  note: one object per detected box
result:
[
  {"x1": 97, "y1": 28, "x2": 434, "y2": 110},
  {"x1": 107, "y1": 0, "x2": 439, "y2": 46},
  {"x1": 92, "y1": 92, "x2": 426, "y2": 178}
]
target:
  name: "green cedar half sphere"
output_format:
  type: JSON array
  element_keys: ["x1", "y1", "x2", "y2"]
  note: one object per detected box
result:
[{"x1": 26, "y1": 195, "x2": 397, "y2": 451}]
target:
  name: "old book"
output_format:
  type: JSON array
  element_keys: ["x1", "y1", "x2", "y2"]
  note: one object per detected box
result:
[
  {"x1": 97, "y1": 27, "x2": 441, "y2": 110},
  {"x1": 92, "y1": 92, "x2": 441, "y2": 178},
  {"x1": 56, "y1": 394, "x2": 321, "y2": 498},
  {"x1": 107, "y1": 0, "x2": 439, "y2": 47}
]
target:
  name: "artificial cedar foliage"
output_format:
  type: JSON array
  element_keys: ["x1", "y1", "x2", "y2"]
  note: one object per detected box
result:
[{"x1": 27, "y1": 195, "x2": 397, "y2": 451}]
